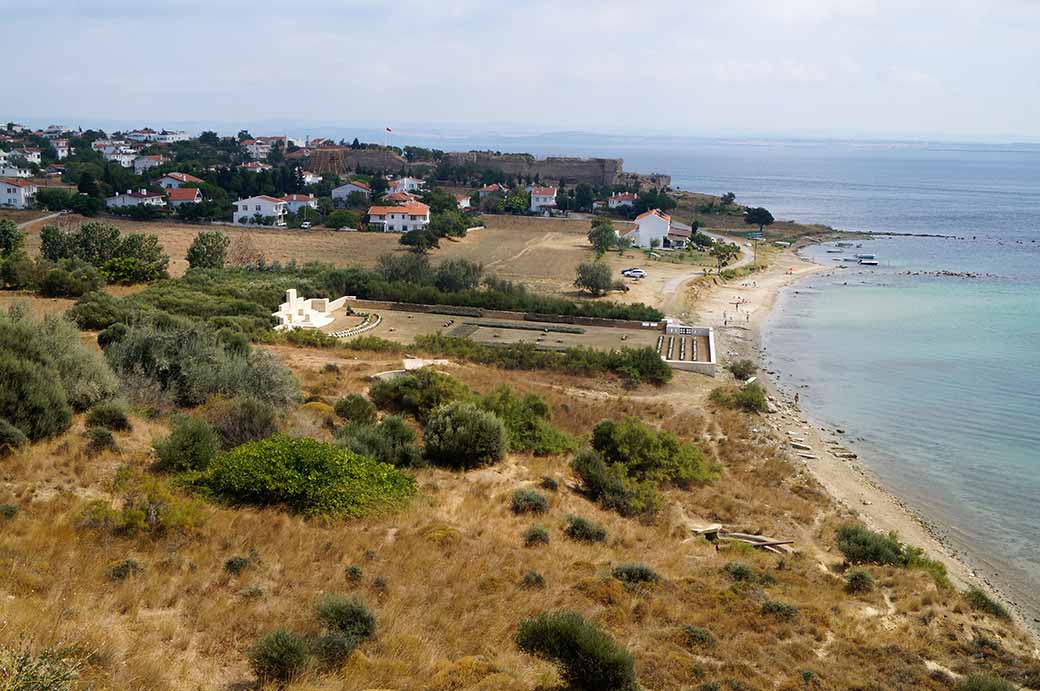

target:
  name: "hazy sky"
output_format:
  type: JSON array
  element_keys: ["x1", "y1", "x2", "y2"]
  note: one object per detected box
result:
[{"x1": 4, "y1": 0, "x2": 1039, "y2": 139}]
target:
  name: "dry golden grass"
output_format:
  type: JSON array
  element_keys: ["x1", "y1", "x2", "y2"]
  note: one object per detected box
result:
[{"x1": 1, "y1": 347, "x2": 1037, "y2": 690}]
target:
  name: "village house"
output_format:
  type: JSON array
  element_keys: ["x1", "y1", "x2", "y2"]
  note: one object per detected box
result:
[
  {"x1": 126, "y1": 128, "x2": 158, "y2": 142},
  {"x1": 366, "y1": 200, "x2": 430, "y2": 232},
  {"x1": 0, "y1": 177, "x2": 37, "y2": 209},
  {"x1": 233, "y1": 195, "x2": 288, "y2": 226},
  {"x1": 52, "y1": 139, "x2": 69, "y2": 159},
  {"x1": 43, "y1": 125, "x2": 70, "y2": 139},
  {"x1": 238, "y1": 161, "x2": 273, "y2": 173},
  {"x1": 300, "y1": 170, "x2": 322, "y2": 185},
  {"x1": 620, "y1": 209, "x2": 690, "y2": 249},
  {"x1": 45, "y1": 163, "x2": 65, "y2": 177},
  {"x1": 158, "y1": 172, "x2": 204, "y2": 189},
  {"x1": 478, "y1": 183, "x2": 508, "y2": 197},
  {"x1": 386, "y1": 176, "x2": 424, "y2": 194},
  {"x1": 242, "y1": 136, "x2": 287, "y2": 160},
  {"x1": 133, "y1": 154, "x2": 166, "y2": 175},
  {"x1": 0, "y1": 163, "x2": 30, "y2": 178},
  {"x1": 106, "y1": 189, "x2": 166, "y2": 208},
  {"x1": 157, "y1": 130, "x2": 190, "y2": 143},
  {"x1": 332, "y1": 180, "x2": 371, "y2": 200},
  {"x1": 455, "y1": 193, "x2": 472, "y2": 210},
  {"x1": 608, "y1": 192, "x2": 637, "y2": 209},
  {"x1": 529, "y1": 185, "x2": 557, "y2": 214},
  {"x1": 16, "y1": 148, "x2": 41, "y2": 165},
  {"x1": 280, "y1": 193, "x2": 318, "y2": 214},
  {"x1": 382, "y1": 191, "x2": 420, "y2": 204},
  {"x1": 102, "y1": 145, "x2": 139, "y2": 167},
  {"x1": 166, "y1": 187, "x2": 202, "y2": 206}
]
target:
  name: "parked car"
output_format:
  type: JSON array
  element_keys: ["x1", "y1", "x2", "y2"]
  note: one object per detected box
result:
[
  {"x1": 622, "y1": 268, "x2": 647, "y2": 278},
  {"x1": 300, "y1": 221, "x2": 312, "y2": 229}
]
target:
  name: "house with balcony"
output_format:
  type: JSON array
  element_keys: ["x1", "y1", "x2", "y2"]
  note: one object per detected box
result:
[
  {"x1": 0, "y1": 177, "x2": 37, "y2": 209},
  {"x1": 386, "y1": 176, "x2": 424, "y2": 194},
  {"x1": 52, "y1": 139, "x2": 69, "y2": 159},
  {"x1": 166, "y1": 187, "x2": 203, "y2": 206},
  {"x1": 366, "y1": 200, "x2": 430, "y2": 232},
  {"x1": 233, "y1": 195, "x2": 288, "y2": 226},
  {"x1": 529, "y1": 186, "x2": 557, "y2": 213},
  {"x1": 332, "y1": 180, "x2": 371, "y2": 200},
  {"x1": 158, "y1": 172, "x2": 205, "y2": 189},
  {"x1": 133, "y1": 154, "x2": 166, "y2": 174},
  {"x1": 608, "y1": 192, "x2": 637, "y2": 209},
  {"x1": 107, "y1": 189, "x2": 167, "y2": 208},
  {"x1": 619, "y1": 209, "x2": 690, "y2": 249},
  {"x1": 280, "y1": 193, "x2": 318, "y2": 214}
]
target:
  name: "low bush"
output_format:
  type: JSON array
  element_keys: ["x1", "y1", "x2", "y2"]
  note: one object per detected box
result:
[
  {"x1": 368, "y1": 367, "x2": 469, "y2": 422},
  {"x1": 344, "y1": 565, "x2": 363, "y2": 582},
  {"x1": 965, "y1": 587, "x2": 1010, "y2": 620},
  {"x1": 570, "y1": 448, "x2": 661, "y2": 518},
  {"x1": 723, "y1": 562, "x2": 754, "y2": 582},
  {"x1": 85, "y1": 427, "x2": 116, "y2": 454},
  {"x1": 523, "y1": 525, "x2": 550, "y2": 547},
  {"x1": 336, "y1": 415, "x2": 423, "y2": 468},
  {"x1": 249, "y1": 629, "x2": 309, "y2": 683},
  {"x1": 311, "y1": 632, "x2": 359, "y2": 669},
  {"x1": 515, "y1": 610, "x2": 638, "y2": 691},
  {"x1": 761, "y1": 600, "x2": 798, "y2": 621},
  {"x1": 511, "y1": 488, "x2": 549, "y2": 514},
  {"x1": 203, "y1": 435, "x2": 416, "y2": 517},
  {"x1": 153, "y1": 415, "x2": 221, "y2": 473},
  {"x1": 710, "y1": 383, "x2": 768, "y2": 413},
  {"x1": 955, "y1": 674, "x2": 1017, "y2": 691},
  {"x1": 78, "y1": 471, "x2": 205, "y2": 537},
  {"x1": 477, "y1": 386, "x2": 575, "y2": 455},
  {"x1": 423, "y1": 401, "x2": 508, "y2": 470},
  {"x1": 564, "y1": 515, "x2": 607, "y2": 543},
  {"x1": 109, "y1": 558, "x2": 143, "y2": 581},
  {"x1": 682, "y1": 625, "x2": 716, "y2": 648},
  {"x1": 86, "y1": 400, "x2": 132, "y2": 432},
  {"x1": 334, "y1": 393, "x2": 377, "y2": 424},
  {"x1": 0, "y1": 418, "x2": 27, "y2": 455},
  {"x1": 316, "y1": 594, "x2": 376, "y2": 639},
  {"x1": 845, "y1": 569, "x2": 875, "y2": 594},
  {"x1": 0, "y1": 643, "x2": 82, "y2": 691},
  {"x1": 225, "y1": 555, "x2": 251, "y2": 574},
  {"x1": 591, "y1": 417, "x2": 713, "y2": 488},
  {"x1": 520, "y1": 570, "x2": 546, "y2": 589},
  {"x1": 0, "y1": 503, "x2": 18, "y2": 519},
  {"x1": 612, "y1": 563, "x2": 659, "y2": 585},
  {"x1": 726, "y1": 359, "x2": 757, "y2": 380},
  {"x1": 540, "y1": 476, "x2": 559, "y2": 491},
  {"x1": 835, "y1": 524, "x2": 905, "y2": 565},
  {"x1": 204, "y1": 396, "x2": 278, "y2": 448}
]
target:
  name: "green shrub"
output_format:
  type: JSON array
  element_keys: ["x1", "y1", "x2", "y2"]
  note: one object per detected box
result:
[
  {"x1": 423, "y1": 401, "x2": 508, "y2": 470},
  {"x1": 710, "y1": 383, "x2": 768, "y2": 413},
  {"x1": 726, "y1": 359, "x2": 757, "y2": 380},
  {"x1": 368, "y1": 368, "x2": 469, "y2": 422},
  {"x1": 835, "y1": 524, "x2": 905, "y2": 565},
  {"x1": 523, "y1": 525, "x2": 550, "y2": 547},
  {"x1": 315, "y1": 594, "x2": 376, "y2": 639},
  {"x1": 249, "y1": 629, "x2": 309, "y2": 683},
  {"x1": 540, "y1": 476, "x2": 559, "y2": 491},
  {"x1": 86, "y1": 427, "x2": 116, "y2": 454},
  {"x1": 225, "y1": 555, "x2": 251, "y2": 574},
  {"x1": 511, "y1": 488, "x2": 549, "y2": 514},
  {"x1": 203, "y1": 435, "x2": 416, "y2": 517},
  {"x1": 845, "y1": 569, "x2": 875, "y2": 594},
  {"x1": 311, "y1": 632, "x2": 359, "y2": 669},
  {"x1": 0, "y1": 351, "x2": 71, "y2": 441},
  {"x1": 108, "y1": 558, "x2": 143, "y2": 581},
  {"x1": 204, "y1": 396, "x2": 278, "y2": 449},
  {"x1": 345, "y1": 565, "x2": 363, "y2": 582},
  {"x1": 955, "y1": 674, "x2": 1017, "y2": 691},
  {"x1": 570, "y1": 448, "x2": 661, "y2": 518},
  {"x1": 591, "y1": 417, "x2": 713, "y2": 488},
  {"x1": 965, "y1": 587, "x2": 1010, "y2": 620},
  {"x1": 153, "y1": 416, "x2": 221, "y2": 473},
  {"x1": 761, "y1": 600, "x2": 798, "y2": 621},
  {"x1": 38, "y1": 259, "x2": 105, "y2": 298},
  {"x1": 515, "y1": 610, "x2": 637, "y2": 691},
  {"x1": 336, "y1": 415, "x2": 423, "y2": 468},
  {"x1": 682, "y1": 625, "x2": 716, "y2": 648},
  {"x1": 97, "y1": 322, "x2": 129, "y2": 349},
  {"x1": 78, "y1": 471, "x2": 205, "y2": 537},
  {"x1": 477, "y1": 386, "x2": 575, "y2": 455},
  {"x1": 334, "y1": 393, "x2": 377, "y2": 424},
  {"x1": 0, "y1": 643, "x2": 81, "y2": 691},
  {"x1": 564, "y1": 515, "x2": 607, "y2": 543},
  {"x1": 0, "y1": 418, "x2": 27, "y2": 455},
  {"x1": 0, "y1": 503, "x2": 18, "y2": 520},
  {"x1": 612, "y1": 563, "x2": 659, "y2": 585},
  {"x1": 520, "y1": 570, "x2": 546, "y2": 589},
  {"x1": 723, "y1": 562, "x2": 754, "y2": 582},
  {"x1": 86, "y1": 400, "x2": 132, "y2": 431}
]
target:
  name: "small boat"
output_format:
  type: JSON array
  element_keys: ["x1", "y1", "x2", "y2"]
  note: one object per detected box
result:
[
  {"x1": 836, "y1": 242, "x2": 853, "y2": 247},
  {"x1": 826, "y1": 249, "x2": 843, "y2": 253},
  {"x1": 859, "y1": 259, "x2": 879, "y2": 266},
  {"x1": 856, "y1": 253, "x2": 877, "y2": 260}
]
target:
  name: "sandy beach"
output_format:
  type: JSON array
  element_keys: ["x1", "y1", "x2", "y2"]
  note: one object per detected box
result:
[{"x1": 680, "y1": 243, "x2": 1040, "y2": 644}]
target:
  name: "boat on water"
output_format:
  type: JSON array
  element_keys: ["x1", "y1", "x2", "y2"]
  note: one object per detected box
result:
[
  {"x1": 856, "y1": 253, "x2": 877, "y2": 260},
  {"x1": 859, "y1": 259, "x2": 879, "y2": 266},
  {"x1": 836, "y1": 241, "x2": 853, "y2": 247},
  {"x1": 826, "y1": 249, "x2": 843, "y2": 253}
]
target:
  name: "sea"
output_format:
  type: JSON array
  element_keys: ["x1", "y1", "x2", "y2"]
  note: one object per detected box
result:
[{"x1": 407, "y1": 132, "x2": 1040, "y2": 621}]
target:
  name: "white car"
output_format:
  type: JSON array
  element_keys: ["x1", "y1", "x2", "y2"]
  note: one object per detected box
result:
[
  {"x1": 622, "y1": 268, "x2": 647, "y2": 279},
  {"x1": 300, "y1": 221, "x2": 312, "y2": 229}
]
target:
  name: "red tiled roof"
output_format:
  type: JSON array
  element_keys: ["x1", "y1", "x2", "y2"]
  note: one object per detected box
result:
[
  {"x1": 167, "y1": 188, "x2": 201, "y2": 202},
  {"x1": 139, "y1": 155, "x2": 164, "y2": 161},
  {"x1": 531, "y1": 186, "x2": 557, "y2": 196},
  {"x1": 281, "y1": 194, "x2": 316, "y2": 202},
  {"x1": 345, "y1": 180, "x2": 371, "y2": 190},
  {"x1": 367, "y1": 201, "x2": 430, "y2": 216},
  {"x1": 253, "y1": 195, "x2": 285, "y2": 203},
  {"x1": 163, "y1": 172, "x2": 204, "y2": 184},
  {"x1": 610, "y1": 192, "x2": 637, "y2": 201},
  {"x1": 383, "y1": 191, "x2": 418, "y2": 203},
  {"x1": 635, "y1": 209, "x2": 670, "y2": 223},
  {"x1": 0, "y1": 177, "x2": 35, "y2": 188}
]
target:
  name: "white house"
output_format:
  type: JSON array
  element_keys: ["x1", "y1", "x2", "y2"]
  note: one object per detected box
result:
[
  {"x1": 238, "y1": 161, "x2": 272, "y2": 173},
  {"x1": 126, "y1": 128, "x2": 159, "y2": 142},
  {"x1": 0, "y1": 177, "x2": 37, "y2": 209},
  {"x1": 367, "y1": 200, "x2": 430, "y2": 232},
  {"x1": 608, "y1": 192, "x2": 637, "y2": 209},
  {"x1": 386, "y1": 176, "x2": 423, "y2": 194},
  {"x1": 300, "y1": 170, "x2": 322, "y2": 185},
  {"x1": 43, "y1": 125, "x2": 70, "y2": 139},
  {"x1": 133, "y1": 154, "x2": 165, "y2": 174},
  {"x1": 280, "y1": 193, "x2": 318, "y2": 214},
  {"x1": 16, "y1": 148, "x2": 41, "y2": 165},
  {"x1": 158, "y1": 172, "x2": 205, "y2": 189},
  {"x1": 166, "y1": 187, "x2": 202, "y2": 206},
  {"x1": 157, "y1": 130, "x2": 190, "y2": 143},
  {"x1": 331, "y1": 180, "x2": 371, "y2": 200},
  {"x1": 0, "y1": 164, "x2": 30, "y2": 178},
  {"x1": 233, "y1": 195, "x2": 288, "y2": 226},
  {"x1": 241, "y1": 136, "x2": 286, "y2": 160},
  {"x1": 103, "y1": 146, "x2": 139, "y2": 167},
  {"x1": 52, "y1": 139, "x2": 69, "y2": 160},
  {"x1": 107, "y1": 189, "x2": 166, "y2": 208},
  {"x1": 529, "y1": 185, "x2": 557, "y2": 213},
  {"x1": 455, "y1": 193, "x2": 471, "y2": 210},
  {"x1": 620, "y1": 209, "x2": 689, "y2": 249}
]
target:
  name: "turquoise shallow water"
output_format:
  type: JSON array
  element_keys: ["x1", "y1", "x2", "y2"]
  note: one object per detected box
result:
[{"x1": 764, "y1": 235, "x2": 1040, "y2": 618}]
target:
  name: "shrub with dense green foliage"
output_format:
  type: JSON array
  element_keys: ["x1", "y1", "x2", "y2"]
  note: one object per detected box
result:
[
  {"x1": 108, "y1": 558, "x2": 143, "y2": 580},
  {"x1": 369, "y1": 368, "x2": 470, "y2": 422},
  {"x1": 334, "y1": 393, "x2": 377, "y2": 424},
  {"x1": 683, "y1": 625, "x2": 716, "y2": 648},
  {"x1": 612, "y1": 563, "x2": 659, "y2": 585},
  {"x1": 761, "y1": 600, "x2": 799, "y2": 621},
  {"x1": 336, "y1": 415, "x2": 423, "y2": 468},
  {"x1": 103, "y1": 322, "x2": 298, "y2": 407},
  {"x1": 520, "y1": 570, "x2": 546, "y2": 589},
  {"x1": 423, "y1": 401, "x2": 508, "y2": 470},
  {"x1": 965, "y1": 587, "x2": 1010, "y2": 620},
  {"x1": 0, "y1": 642, "x2": 82, "y2": 691},
  {"x1": 224, "y1": 555, "x2": 251, "y2": 574},
  {"x1": 40, "y1": 221, "x2": 169, "y2": 283},
  {"x1": 515, "y1": 610, "x2": 638, "y2": 691},
  {"x1": 564, "y1": 515, "x2": 607, "y2": 543},
  {"x1": 727, "y1": 359, "x2": 757, "y2": 380},
  {"x1": 955, "y1": 674, "x2": 1017, "y2": 691},
  {"x1": 203, "y1": 435, "x2": 416, "y2": 516},
  {"x1": 710, "y1": 382, "x2": 769, "y2": 413},
  {"x1": 78, "y1": 470, "x2": 206, "y2": 537},
  {"x1": 204, "y1": 396, "x2": 279, "y2": 448},
  {"x1": 574, "y1": 259, "x2": 614, "y2": 296},
  {"x1": 836, "y1": 525, "x2": 905, "y2": 565},
  {"x1": 86, "y1": 427, "x2": 116, "y2": 454},
  {"x1": 0, "y1": 418, "x2": 28, "y2": 455},
  {"x1": 845, "y1": 569, "x2": 875, "y2": 594},
  {"x1": 153, "y1": 415, "x2": 221, "y2": 473},
  {"x1": 511, "y1": 488, "x2": 549, "y2": 514},
  {"x1": 186, "y1": 231, "x2": 230, "y2": 270},
  {"x1": 523, "y1": 525, "x2": 550, "y2": 547},
  {"x1": 723, "y1": 562, "x2": 755, "y2": 582},
  {"x1": 316, "y1": 594, "x2": 376, "y2": 637},
  {"x1": 477, "y1": 386, "x2": 575, "y2": 455},
  {"x1": 86, "y1": 400, "x2": 132, "y2": 431},
  {"x1": 249, "y1": 629, "x2": 309, "y2": 683},
  {"x1": 570, "y1": 448, "x2": 660, "y2": 518}
]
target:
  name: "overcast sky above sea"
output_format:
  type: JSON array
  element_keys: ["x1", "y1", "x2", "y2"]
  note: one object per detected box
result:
[{"x1": 3, "y1": 0, "x2": 1039, "y2": 141}]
